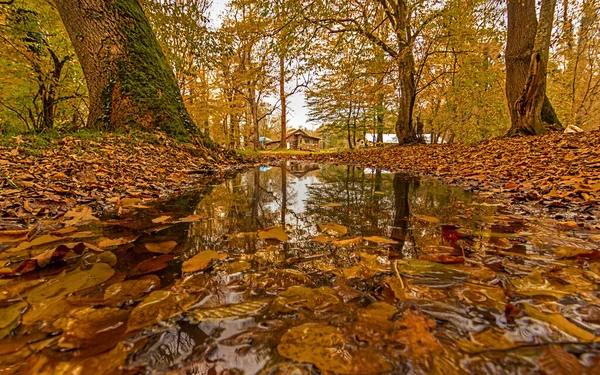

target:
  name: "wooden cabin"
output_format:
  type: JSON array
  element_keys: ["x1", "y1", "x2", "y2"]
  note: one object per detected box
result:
[{"x1": 265, "y1": 129, "x2": 321, "y2": 151}]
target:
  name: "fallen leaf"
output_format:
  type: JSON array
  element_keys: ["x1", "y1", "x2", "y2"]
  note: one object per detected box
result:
[
  {"x1": 523, "y1": 304, "x2": 597, "y2": 342},
  {"x1": 190, "y1": 300, "x2": 268, "y2": 321},
  {"x1": 333, "y1": 237, "x2": 362, "y2": 247},
  {"x1": 98, "y1": 236, "x2": 138, "y2": 248},
  {"x1": 317, "y1": 222, "x2": 347, "y2": 236},
  {"x1": 127, "y1": 290, "x2": 197, "y2": 332},
  {"x1": 103, "y1": 277, "x2": 160, "y2": 306},
  {"x1": 63, "y1": 206, "x2": 98, "y2": 226},
  {"x1": 175, "y1": 214, "x2": 205, "y2": 223},
  {"x1": 363, "y1": 236, "x2": 399, "y2": 245},
  {"x1": 151, "y1": 215, "x2": 172, "y2": 224},
  {"x1": 131, "y1": 255, "x2": 173, "y2": 276},
  {"x1": 182, "y1": 250, "x2": 226, "y2": 273},
  {"x1": 278, "y1": 323, "x2": 392, "y2": 374},
  {"x1": 537, "y1": 345, "x2": 583, "y2": 375},
  {"x1": 413, "y1": 214, "x2": 440, "y2": 224},
  {"x1": 271, "y1": 286, "x2": 342, "y2": 313},
  {"x1": 145, "y1": 240, "x2": 177, "y2": 254},
  {"x1": 0, "y1": 229, "x2": 30, "y2": 243},
  {"x1": 257, "y1": 226, "x2": 289, "y2": 242}
]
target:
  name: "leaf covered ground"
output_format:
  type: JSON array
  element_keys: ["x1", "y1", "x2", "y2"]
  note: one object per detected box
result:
[
  {"x1": 0, "y1": 132, "x2": 242, "y2": 226},
  {"x1": 262, "y1": 131, "x2": 600, "y2": 225}
]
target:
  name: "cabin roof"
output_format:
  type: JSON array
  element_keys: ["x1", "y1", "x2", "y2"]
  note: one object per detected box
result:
[{"x1": 266, "y1": 128, "x2": 321, "y2": 144}]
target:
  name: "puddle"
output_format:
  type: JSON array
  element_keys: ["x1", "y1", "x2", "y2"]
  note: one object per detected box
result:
[{"x1": 0, "y1": 162, "x2": 599, "y2": 374}]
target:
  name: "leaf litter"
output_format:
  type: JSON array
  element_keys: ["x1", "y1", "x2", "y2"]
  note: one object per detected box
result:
[{"x1": 0, "y1": 163, "x2": 598, "y2": 374}]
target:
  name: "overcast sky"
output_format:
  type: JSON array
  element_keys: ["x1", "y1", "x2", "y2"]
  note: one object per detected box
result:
[{"x1": 209, "y1": 0, "x2": 313, "y2": 131}]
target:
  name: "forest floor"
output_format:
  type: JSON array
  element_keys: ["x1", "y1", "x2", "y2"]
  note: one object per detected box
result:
[
  {"x1": 261, "y1": 130, "x2": 600, "y2": 227},
  {"x1": 0, "y1": 131, "x2": 244, "y2": 228}
]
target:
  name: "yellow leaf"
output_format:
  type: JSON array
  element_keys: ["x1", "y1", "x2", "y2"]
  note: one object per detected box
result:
[
  {"x1": 524, "y1": 304, "x2": 597, "y2": 342},
  {"x1": 413, "y1": 214, "x2": 440, "y2": 224},
  {"x1": 317, "y1": 222, "x2": 347, "y2": 236},
  {"x1": 333, "y1": 237, "x2": 362, "y2": 247},
  {"x1": 364, "y1": 236, "x2": 399, "y2": 245},
  {"x1": 182, "y1": 250, "x2": 226, "y2": 273},
  {"x1": 151, "y1": 215, "x2": 171, "y2": 224},
  {"x1": 257, "y1": 226, "x2": 288, "y2": 242},
  {"x1": 127, "y1": 290, "x2": 196, "y2": 332},
  {"x1": 98, "y1": 236, "x2": 138, "y2": 248}
]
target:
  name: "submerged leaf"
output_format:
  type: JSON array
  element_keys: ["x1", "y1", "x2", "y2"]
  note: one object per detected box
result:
[
  {"x1": 145, "y1": 240, "x2": 177, "y2": 254},
  {"x1": 393, "y1": 310, "x2": 442, "y2": 369},
  {"x1": 25, "y1": 263, "x2": 115, "y2": 303},
  {"x1": 523, "y1": 304, "x2": 597, "y2": 342},
  {"x1": 127, "y1": 290, "x2": 197, "y2": 332},
  {"x1": 131, "y1": 255, "x2": 173, "y2": 276},
  {"x1": 103, "y1": 277, "x2": 160, "y2": 306},
  {"x1": 182, "y1": 250, "x2": 226, "y2": 273},
  {"x1": 190, "y1": 300, "x2": 268, "y2": 321},
  {"x1": 278, "y1": 323, "x2": 392, "y2": 375},
  {"x1": 54, "y1": 307, "x2": 129, "y2": 348},
  {"x1": 271, "y1": 286, "x2": 341, "y2": 313},
  {"x1": 513, "y1": 271, "x2": 578, "y2": 298},
  {"x1": 0, "y1": 302, "x2": 27, "y2": 339},
  {"x1": 537, "y1": 345, "x2": 582, "y2": 375}
]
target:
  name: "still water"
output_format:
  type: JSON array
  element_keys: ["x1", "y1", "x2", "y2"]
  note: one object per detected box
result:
[{"x1": 1, "y1": 162, "x2": 599, "y2": 374}]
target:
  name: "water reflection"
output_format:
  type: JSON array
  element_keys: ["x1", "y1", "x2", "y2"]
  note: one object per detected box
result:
[{"x1": 5, "y1": 163, "x2": 597, "y2": 374}]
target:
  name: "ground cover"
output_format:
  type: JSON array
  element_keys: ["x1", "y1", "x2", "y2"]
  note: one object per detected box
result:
[{"x1": 261, "y1": 131, "x2": 600, "y2": 226}]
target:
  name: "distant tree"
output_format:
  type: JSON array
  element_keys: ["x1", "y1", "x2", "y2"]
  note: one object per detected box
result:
[{"x1": 0, "y1": 0, "x2": 86, "y2": 132}]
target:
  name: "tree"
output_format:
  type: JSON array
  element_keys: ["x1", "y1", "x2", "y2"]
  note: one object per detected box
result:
[
  {"x1": 505, "y1": 0, "x2": 562, "y2": 135},
  {"x1": 53, "y1": 0, "x2": 207, "y2": 143},
  {"x1": 0, "y1": 0, "x2": 87, "y2": 132}
]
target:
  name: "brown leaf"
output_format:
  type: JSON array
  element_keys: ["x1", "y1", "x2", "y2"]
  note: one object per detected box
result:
[
  {"x1": 131, "y1": 255, "x2": 173, "y2": 276},
  {"x1": 63, "y1": 206, "x2": 98, "y2": 226},
  {"x1": 538, "y1": 345, "x2": 582, "y2": 375},
  {"x1": 144, "y1": 240, "x2": 177, "y2": 254}
]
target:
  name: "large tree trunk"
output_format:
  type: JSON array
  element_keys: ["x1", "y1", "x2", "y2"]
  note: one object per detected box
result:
[
  {"x1": 54, "y1": 0, "x2": 204, "y2": 142},
  {"x1": 505, "y1": 0, "x2": 562, "y2": 136}
]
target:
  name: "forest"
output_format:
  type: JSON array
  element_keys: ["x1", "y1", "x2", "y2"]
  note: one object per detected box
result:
[
  {"x1": 1, "y1": 0, "x2": 598, "y2": 149},
  {"x1": 1, "y1": 0, "x2": 600, "y2": 374}
]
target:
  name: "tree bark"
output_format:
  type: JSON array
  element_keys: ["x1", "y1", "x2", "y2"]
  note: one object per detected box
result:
[
  {"x1": 279, "y1": 54, "x2": 288, "y2": 149},
  {"x1": 54, "y1": 0, "x2": 206, "y2": 143},
  {"x1": 505, "y1": 0, "x2": 562, "y2": 136},
  {"x1": 393, "y1": 2, "x2": 416, "y2": 144}
]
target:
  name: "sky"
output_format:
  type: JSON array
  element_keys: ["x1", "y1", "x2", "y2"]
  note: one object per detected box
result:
[{"x1": 209, "y1": 0, "x2": 313, "y2": 131}]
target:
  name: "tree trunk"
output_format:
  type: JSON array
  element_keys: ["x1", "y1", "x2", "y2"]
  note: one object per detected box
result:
[
  {"x1": 54, "y1": 0, "x2": 205, "y2": 142},
  {"x1": 279, "y1": 55, "x2": 287, "y2": 149},
  {"x1": 393, "y1": 1, "x2": 416, "y2": 145},
  {"x1": 505, "y1": 0, "x2": 562, "y2": 136},
  {"x1": 376, "y1": 92, "x2": 384, "y2": 144},
  {"x1": 280, "y1": 159, "x2": 287, "y2": 226}
]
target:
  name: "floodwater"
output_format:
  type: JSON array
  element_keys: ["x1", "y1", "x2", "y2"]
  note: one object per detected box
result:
[{"x1": 0, "y1": 162, "x2": 599, "y2": 374}]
